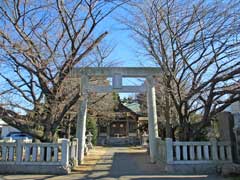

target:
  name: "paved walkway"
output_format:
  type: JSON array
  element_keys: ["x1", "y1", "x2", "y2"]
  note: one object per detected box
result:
[{"x1": 0, "y1": 146, "x2": 229, "y2": 180}]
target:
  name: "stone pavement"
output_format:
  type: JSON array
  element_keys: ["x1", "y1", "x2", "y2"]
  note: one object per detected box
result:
[{"x1": 0, "y1": 146, "x2": 231, "y2": 180}]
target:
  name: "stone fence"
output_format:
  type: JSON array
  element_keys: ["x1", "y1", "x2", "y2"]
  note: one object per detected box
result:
[
  {"x1": 157, "y1": 138, "x2": 233, "y2": 173},
  {"x1": 0, "y1": 138, "x2": 78, "y2": 174}
]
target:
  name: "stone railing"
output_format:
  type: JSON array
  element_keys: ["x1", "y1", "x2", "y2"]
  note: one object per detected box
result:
[
  {"x1": 157, "y1": 138, "x2": 232, "y2": 165},
  {"x1": 0, "y1": 138, "x2": 78, "y2": 174}
]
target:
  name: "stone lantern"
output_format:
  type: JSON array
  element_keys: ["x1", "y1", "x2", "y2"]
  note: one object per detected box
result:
[
  {"x1": 86, "y1": 132, "x2": 93, "y2": 149},
  {"x1": 141, "y1": 131, "x2": 148, "y2": 147}
]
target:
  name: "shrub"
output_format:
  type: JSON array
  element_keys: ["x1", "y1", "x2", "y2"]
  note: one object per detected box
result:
[{"x1": 86, "y1": 116, "x2": 98, "y2": 145}]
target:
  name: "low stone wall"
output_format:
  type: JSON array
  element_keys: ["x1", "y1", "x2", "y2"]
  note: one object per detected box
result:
[
  {"x1": 157, "y1": 138, "x2": 233, "y2": 174},
  {"x1": 0, "y1": 164, "x2": 70, "y2": 175},
  {"x1": 0, "y1": 138, "x2": 78, "y2": 175},
  {"x1": 162, "y1": 163, "x2": 232, "y2": 174}
]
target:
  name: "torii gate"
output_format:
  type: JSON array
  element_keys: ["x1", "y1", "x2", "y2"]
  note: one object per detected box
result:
[{"x1": 71, "y1": 67, "x2": 161, "y2": 164}]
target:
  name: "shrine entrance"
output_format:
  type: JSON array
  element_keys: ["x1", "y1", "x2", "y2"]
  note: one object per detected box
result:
[
  {"x1": 71, "y1": 67, "x2": 161, "y2": 164},
  {"x1": 110, "y1": 122, "x2": 127, "y2": 137}
]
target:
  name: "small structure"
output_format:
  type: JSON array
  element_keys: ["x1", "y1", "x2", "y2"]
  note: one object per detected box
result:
[
  {"x1": 141, "y1": 131, "x2": 148, "y2": 147},
  {"x1": 86, "y1": 132, "x2": 93, "y2": 149},
  {"x1": 0, "y1": 118, "x2": 20, "y2": 138},
  {"x1": 97, "y1": 101, "x2": 140, "y2": 145}
]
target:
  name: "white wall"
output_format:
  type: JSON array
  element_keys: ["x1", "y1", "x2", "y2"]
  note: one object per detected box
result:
[
  {"x1": 0, "y1": 119, "x2": 21, "y2": 138},
  {"x1": 229, "y1": 101, "x2": 240, "y2": 114},
  {"x1": 1, "y1": 126, "x2": 20, "y2": 138}
]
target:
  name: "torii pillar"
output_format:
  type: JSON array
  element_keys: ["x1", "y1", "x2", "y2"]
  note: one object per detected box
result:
[
  {"x1": 146, "y1": 76, "x2": 159, "y2": 163},
  {"x1": 76, "y1": 75, "x2": 88, "y2": 164}
]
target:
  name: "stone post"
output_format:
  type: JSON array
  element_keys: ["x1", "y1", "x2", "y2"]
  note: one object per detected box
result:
[
  {"x1": 76, "y1": 75, "x2": 88, "y2": 164},
  {"x1": 16, "y1": 140, "x2": 23, "y2": 162},
  {"x1": 73, "y1": 138, "x2": 79, "y2": 161},
  {"x1": 216, "y1": 112, "x2": 235, "y2": 141},
  {"x1": 61, "y1": 139, "x2": 69, "y2": 166},
  {"x1": 217, "y1": 112, "x2": 235, "y2": 162},
  {"x1": 146, "y1": 76, "x2": 159, "y2": 163},
  {"x1": 70, "y1": 138, "x2": 78, "y2": 165},
  {"x1": 210, "y1": 138, "x2": 218, "y2": 161},
  {"x1": 165, "y1": 138, "x2": 173, "y2": 163}
]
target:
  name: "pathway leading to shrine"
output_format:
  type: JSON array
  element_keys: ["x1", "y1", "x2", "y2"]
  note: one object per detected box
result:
[{"x1": 1, "y1": 146, "x2": 229, "y2": 180}]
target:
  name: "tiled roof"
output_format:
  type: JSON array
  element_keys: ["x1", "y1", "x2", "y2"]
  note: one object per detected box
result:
[
  {"x1": 0, "y1": 118, "x2": 7, "y2": 125},
  {"x1": 122, "y1": 102, "x2": 141, "y2": 114}
]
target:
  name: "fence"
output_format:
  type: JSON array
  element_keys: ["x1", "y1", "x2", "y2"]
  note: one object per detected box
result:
[
  {"x1": 0, "y1": 138, "x2": 78, "y2": 174},
  {"x1": 157, "y1": 138, "x2": 232, "y2": 165}
]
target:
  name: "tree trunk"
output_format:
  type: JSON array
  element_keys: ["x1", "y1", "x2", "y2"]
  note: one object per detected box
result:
[
  {"x1": 42, "y1": 125, "x2": 55, "y2": 142},
  {"x1": 165, "y1": 122, "x2": 172, "y2": 138},
  {"x1": 178, "y1": 121, "x2": 190, "y2": 141},
  {"x1": 164, "y1": 80, "x2": 172, "y2": 138},
  {"x1": 65, "y1": 122, "x2": 71, "y2": 139}
]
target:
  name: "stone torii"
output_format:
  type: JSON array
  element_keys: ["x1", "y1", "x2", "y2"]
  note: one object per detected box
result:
[{"x1": 71, "y1": 67, "x2": 161, "y2": 164}]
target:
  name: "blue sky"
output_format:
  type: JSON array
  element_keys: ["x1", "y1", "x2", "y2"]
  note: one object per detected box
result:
[
  {"x1": 0, "y1": 3, "x2": 149, "y2": 105},
  {"x1": 95, "y1": 7, "x2": 155, "y2": 68},
  {"x1": 94, "y1": 7, "x2": 153, "y2": 99}
]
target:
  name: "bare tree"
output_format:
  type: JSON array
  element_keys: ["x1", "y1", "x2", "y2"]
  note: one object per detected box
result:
[
  {"x1": 0, "y1": 0, "x2": 125, "y2": 142},
  {"x1": 137, "y1": 77, "x2": 179, "y2": 138},
  {"x1": 87, "y1": 40, "x2": 121, "y2": 67},
  {"x1": 123, "y1": 0, "x2": 240, "y2": 140},
  {"x1": 45, "y1": 39, "x2": 121, "y2": 139}
]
